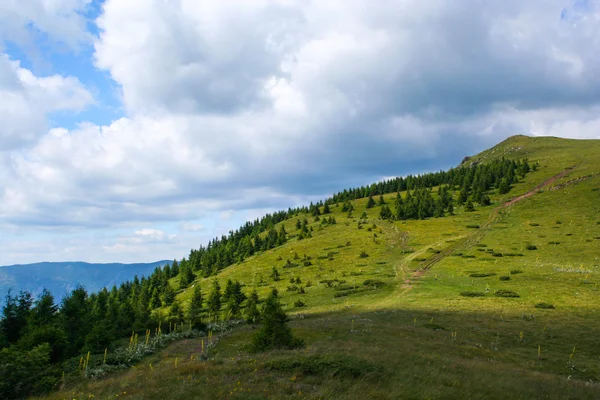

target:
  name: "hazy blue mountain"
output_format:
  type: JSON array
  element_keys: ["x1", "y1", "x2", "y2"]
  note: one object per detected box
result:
[{"x1": 0, "y1": 260, "x2": 170, "y2": 303}]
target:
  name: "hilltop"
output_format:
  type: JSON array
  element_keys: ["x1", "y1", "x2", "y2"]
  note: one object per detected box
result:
[{"x1": 19, "y1": 135, "x2": 600, "y2": 399}]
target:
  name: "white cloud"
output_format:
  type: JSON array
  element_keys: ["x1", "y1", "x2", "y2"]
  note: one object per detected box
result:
[
  {"x1": 0, "y1": 54, "x2": 93, "y2": 149},
  {"x1": 2, "y1": 0, "x2": 600, "y2": 264},
  {"x1": 0, "y1": 0, "x2": 91, "y2": 50}
]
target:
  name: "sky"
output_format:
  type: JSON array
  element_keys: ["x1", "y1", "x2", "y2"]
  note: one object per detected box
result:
[{"x1": 1, "y1": 0, "x2": 599, "y2": 266}]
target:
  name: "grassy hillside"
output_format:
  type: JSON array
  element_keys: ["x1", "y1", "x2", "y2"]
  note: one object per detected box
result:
[{"x1": 41, "y1": 135, "x2": 600, "y2": 399}]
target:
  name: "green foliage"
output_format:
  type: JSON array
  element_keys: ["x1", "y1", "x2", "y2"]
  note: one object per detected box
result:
[
  {"x1": 460, "y1": 291, "x2": 486, "y2": 297},
  {"x1": 245, "y1": 290, "x2": 261, "y2": 324},
  {"x1": 534, "y1": 302, "x2": 555, "y2": 309},
  {"x1": 187, "y1": 285, "x2": 204, "y2": 330},
  {"x1": 265, "y1": 354, "x2": 379, "y2": 379},
  {"x1": 469, "y1": 272, "x2": 497, "y2": 278},
  {"x1": 249, "y1": 293, "x2": 304, "y2": 353},
  {"x1": 207, "y1": 280, "x2": 222, "y2": 320},
  {"x1": 0, "y1": 343, "x2": 59, "y2": 399},
  {"x1": 499, "y1": 276, "x2": 511, "y2": 281},
  {"x1": 494, "y1": 290, "x2": 520, "y2": 298},
  {"x1": 366, "y1": 196, "x2": 376, "y2": 208}
]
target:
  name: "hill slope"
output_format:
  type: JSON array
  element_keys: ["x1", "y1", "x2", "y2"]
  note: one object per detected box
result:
[
  {"x1": 0, "y1": 261, "x2": 170, "y2": 303},
  {"x1": 43, "y1": 135, "x2": 600, "y2": 399}
]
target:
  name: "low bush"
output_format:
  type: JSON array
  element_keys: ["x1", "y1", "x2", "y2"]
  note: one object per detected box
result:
[
  {"x1": 499, "y1": 276, "x2": 510, "y2": 281},
  {"x1": 469, "y1": 272, "x2": 497, "y2": 278},
  {"x1": 265, "y1": 354, "x2": 379, "y2": 379},
  {"x1": 510, "y1": 269, "x2": 523, "y2": 275},
  {"x1": 460, "y1": 291, "x2": 486, "y2": 297},
  {"x1": 494, "y1": 290, "x2": 520, "y2": 298},
  {"x1": 466, "y1": 224, "x2": 480, "y2": 229},
  {"x1": 294, "y1": 300, "x2": 306, "y2": 307},
  {"x1": 534, "y1": 302, "x2": 555, "y2": 309},
  {"x1": 363, "y1": 279, "x2": 385, "y2": 288},
  {"x1": 525, "y1": 244, "x2": 538, "y2": 250}
]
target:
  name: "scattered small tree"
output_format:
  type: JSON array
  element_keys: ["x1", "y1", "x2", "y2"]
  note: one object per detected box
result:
[
  {"x1": 366, "y1": 196, "x2": 376, "y2": 209},
  {"x1": 249, "y1": 292, "x2": 304, "y2": 353}
]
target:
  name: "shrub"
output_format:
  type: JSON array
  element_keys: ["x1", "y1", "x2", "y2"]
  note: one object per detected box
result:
[
  {"x1": 466, "y1": 224, "x2": 480, "y2": 229},
  {"x1": 529, "y1": 223, "x2": 540, "y2": 226},
  {"x1": 535, "y1": 302, "x2": 555, "y2": 309},
  {"x1": 294, "y1": 300, "x2": 306, "y2": 308},
  {"x1": 499, "y1": 276, "x2": 511, "y2": 281},
  {"x1": 265, "y1": 355, "x2": 379, "y2": 379},
  {"x1": 359, "y1": 251, "x2": 369, "y2": 258},
  {"x1": 460, "y1": 291, "x2": 486, "y2": 297},
  {"x1": 423, "y1": 323, "x2": 445, "y2": 330},
  {"x1": 525, "y1": 244, "x2": 538, "y2": 250},
  {"x1": 333, "y1": 289, "x2": 363, "y2": 298},
  {"x1": 413, "y1": 257, "x2": 427, "y2": 262},
  {"x1": 461, "y1": 255, "x2": 476, "y2": 259},
  {"x1": 362, "y1": 279, "x2": 385, "y2": 288},
  {"x1": 510, "y1": 269, "x2": 523, "y2": 275},
  {"x1": 469, "y1": 272, "x2": 496, "y2": 278},
  {"x1": 492, "y1": 253, "x2": 503, "y2": 257},
  {"x1": 547, "y1": 241, "x2": 560, "y2": 245},
  {"x1": 494, "y1": 290, "x2": 520, "y2": 298}
]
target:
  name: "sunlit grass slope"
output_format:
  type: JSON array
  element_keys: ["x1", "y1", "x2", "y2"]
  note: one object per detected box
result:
[{"x1": 41, "y1": 136, "x2": 600, "y2": 399}]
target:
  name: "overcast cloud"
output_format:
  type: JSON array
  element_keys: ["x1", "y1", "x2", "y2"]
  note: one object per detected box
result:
[{"x1": 1, "y1": 0, "x2": 599, "y2": 264}]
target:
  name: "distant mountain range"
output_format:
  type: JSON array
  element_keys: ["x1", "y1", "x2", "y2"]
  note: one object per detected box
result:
[{"x1": 0, "y1": 260, "x2": 170, "y2": 304}]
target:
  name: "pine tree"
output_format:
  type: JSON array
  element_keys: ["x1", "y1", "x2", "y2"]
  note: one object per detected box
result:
[
  {"x1": 169, "y1": 302, "x2": 183, "y2": 325},
  {"x1": 271, "y1": 267, "x2": 281, "y2": 281},
  {"x1": 1, "y1": 290, "x2": 32, "y2": 344},
  {"x1": 162, "y1": 283, "x2": 176, "y2": 306},
  {"x1": 366, "y1": 196, "x2": 376, "y2": 209},
  {"x1": 323, "y1": 203, "x2": 331, "y2": 214},
  {"x1": 498, "y1": 177, "x2": 511, "y2": 194},
  {"x1": 207, "y1": 280, "x2": 222, "y2": 321},
  {"x1": 465, "y1": 199, "x2": 475, "y2": 212},
  {"x1": 245, "y1": 290, "x2": 261, "y2": 324},
  {"x1": 379, "y1": 205, "x2": 393, "y2": 220},
  {"x1": 187, "y1": 285, "x2": 204, "y2": 330},
  {"x1": 249, "y1": 292, "x2": 304, "y2": 353},
  {"x1": 394, "y1": 192, "x2": 405, "y2": 220},
  {"x1": 378, "y1": 195, "x2": 385, "y2": 205}
]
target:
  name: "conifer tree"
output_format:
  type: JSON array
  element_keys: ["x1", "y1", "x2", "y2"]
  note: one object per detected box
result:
[
  {"x1": 245, "y1": 290, "x2": 261, "y2": 324},
  {"x1": 366, "y1": 196, "x2": 376, "y2": 208},
  {"x1": 207, "y1": 280, "x2": 222, "y2": 321},
  {"x1": 249, "y1": 291, "x2": 304, "y2": 353},
  {"x1": 162, "y1": 283, "x2": 176, "y2": 306},
  {"x1": 187, "y1": 285, "x2": 204, "y2": 330}
]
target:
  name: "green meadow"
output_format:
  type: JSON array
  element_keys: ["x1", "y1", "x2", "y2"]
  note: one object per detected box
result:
[{"x1": 40, "y1": 136, "x2": 600, "y2": 399}]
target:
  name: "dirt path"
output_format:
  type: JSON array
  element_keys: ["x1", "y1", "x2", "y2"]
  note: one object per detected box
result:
[{"x1": 387, "y1": 167, "x2": 576, "y2": 296}]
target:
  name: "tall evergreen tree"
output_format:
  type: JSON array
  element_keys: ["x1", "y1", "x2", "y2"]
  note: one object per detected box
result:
[
  {"x1": 207, "y1": 280, "x2": 222, "y2": 321},
  {"x1": 187, "y1": 285, "x2": 204, "y2": 330}
]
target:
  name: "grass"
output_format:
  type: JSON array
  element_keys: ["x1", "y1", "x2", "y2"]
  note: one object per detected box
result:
[{"x1": 38, "y1": 136, "x2": 600, "y2": 399}]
